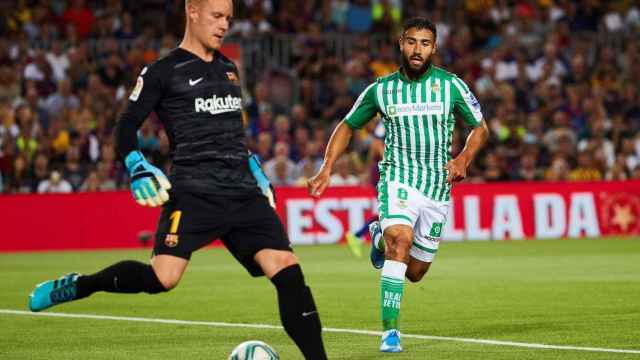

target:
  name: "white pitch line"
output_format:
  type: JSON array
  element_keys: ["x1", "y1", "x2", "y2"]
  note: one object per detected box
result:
[{"x1": 2, "y1": 309, "x2": 639, "y2": 355}]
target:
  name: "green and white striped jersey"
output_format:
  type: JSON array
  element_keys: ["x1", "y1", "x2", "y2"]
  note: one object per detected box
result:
[{"x1": 344, "y1": 66, "x2": 483, "y2": 202}]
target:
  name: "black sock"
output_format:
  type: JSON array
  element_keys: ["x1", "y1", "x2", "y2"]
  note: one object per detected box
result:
[
  {"x1": 271, "y1": 264, "x2": 327, "y2": 360},
  {"x1": 75, "y1": 260, "x2": 167, "y2": 299}
]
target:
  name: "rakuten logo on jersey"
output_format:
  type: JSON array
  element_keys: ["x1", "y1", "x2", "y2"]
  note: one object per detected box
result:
[{"x1": 194, "y1": 95, "x2": 242, "y2": 115}]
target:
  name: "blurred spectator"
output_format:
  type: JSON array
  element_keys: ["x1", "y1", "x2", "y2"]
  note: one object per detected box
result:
[
  {"x1": 372, "y1": 0, "x2": 402, "y2": 34},
  {"x1": 264, "y1": 142, "x2": 297, "y2": 186},
  {"x1": 620, "y1": 137, "x2": 639, "y2": 173},
  {"x1": 62, "y1": 0, "x2": 96, "y2": 40},
  {"x1": 527, "y1": 41, "x2": 567, "y2": 83},
  {"x1": 512, "y1": 152, "x2": 543, "y2": 181},
  {"x1": 273, "y1": 114, "x2": 291, "y2": 144},
  {"x1": 24, "y1": 50, "x2": 56, "y2": 97},
  {"x1": 346, "y1": 0, "x2": 373, "y2": 33},
  {"x1": 483, "y1": 152, "x2": 510, "y2": 182},
  {"x1": 577, "y1": 118, "x2": 615, "y2": 168},
  {"x1": 295, "y1": 159, "x2": 318, "y2": 187},
  {"x1": 63, "y1": 145, "x2": 86, "y2": 191},
  {"x1": 569, "y1": 150, "x2": 602, "y2": 181},
  {"x1": 45, "y1": 78, "x2": 80, "y2": 116},
  {"x1": 606, "y1": 156, "x2": 629, "y2": 181},
  {"x1": 246, "y1": 81, "x2": 278, "y2": 127},
  {"x1": 7, "y1": 155, "x2": 30, "y2": 193},
  {"x1": 369, "y1": 43, "x2": 397, "y2": 78},
  {"x1": 31, "y1": 152, "x2": 50, "y2": 192},
  {"x1": 46, "y1": 40, "x2": 70, "y2": 82},
  {"x1": 228, "y1": 5, "x2": 272, "y2": 37},
  {"x1": 330, "y1": 154, "x2": 360, "y2": 186},
  {"x1": 0, "y1": 66, "x2": 20, "y2": 99},
  {"x1": 47, "y1": 116, "x2": 70, "y2": 161},
  {"x1": 79, "y1": 169, "x2": 100, "y2": 192},
  {"x1": 24, "y1": 85, "x2": 51, "y2": 130},
  {"x1": 71, "y1": 108, "x2": 100, "y2": 163},
  {"x1": 66, "y1": 45, "x2": 92, "y2": 90},
  {"x1": 97, "y1": 54, "x2": 125, "y2": 90},
  {"x1": 255, "y1": 131, "x2": 273, "y2": 163},
  {"x1": 15, "y1": 106, "x2": 40, "y2": 161},
  {"x1": 0, "y1": 101, "x2": 19, "y2": 146},
  {"x1": 545, "y1": 157, "x2": 571, "y2": 182},
  {"x1": 0, "y1": 134, "x2": 16, "y2": 177},
  {"x1": 96, "y1": 160, "x2": 117, "y2": 191},
  {"x1": 251, "y1": 106, "x2": 275, "y2": 139},
  {"x1": 296, "y1": 141, "x2": 322, "y2": 179},
  {"x1": 290, "y1": 103, "x2": 312, "y2": 135},
  {"x1": 290, "y1": 126, "x2": 310, "y2": 162},
  {"x1": 38, "y1": 169, "x2": 72, "y2": 193}
]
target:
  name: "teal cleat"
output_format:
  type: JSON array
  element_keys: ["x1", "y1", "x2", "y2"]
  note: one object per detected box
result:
[
  {"x1": 369, "y1": 221, "x2": 385, "y2": 269},
  {"x1": 380, "y1": 329, "x2": 402, "y2": 352},
  {"x1": 29, "y1": 273, "x2": 80, "y2": 312}
]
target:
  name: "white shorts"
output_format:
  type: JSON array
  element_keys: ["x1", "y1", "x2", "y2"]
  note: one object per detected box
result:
[{"x1": 377, "y1": 181, "x2": 450, "y2": 262}]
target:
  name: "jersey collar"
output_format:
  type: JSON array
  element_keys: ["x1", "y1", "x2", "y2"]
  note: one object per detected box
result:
[
  {"x1": 398, "y1": 64, "x2": 434, "y2": 82},
  {"x1": 176, "y1": 47, "x2": 220, "y2": 64}
]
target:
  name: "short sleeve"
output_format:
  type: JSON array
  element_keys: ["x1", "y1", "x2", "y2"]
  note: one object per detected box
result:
[
  {"x1": 451, "y1": 76, "x2": 483, "y2": 127},
  {"x1": 344, "y1": 82, "x2": 379, "y2": 129}
]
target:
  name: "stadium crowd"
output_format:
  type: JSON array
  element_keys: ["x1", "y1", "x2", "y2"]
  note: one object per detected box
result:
[{"x1": 0, "y1": 0, "x2": 639, "y2": 194}]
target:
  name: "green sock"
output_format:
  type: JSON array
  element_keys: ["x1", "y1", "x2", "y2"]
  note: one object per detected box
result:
[{"x1": 380, "y1": 260, "x2": 407, "y2": 331}]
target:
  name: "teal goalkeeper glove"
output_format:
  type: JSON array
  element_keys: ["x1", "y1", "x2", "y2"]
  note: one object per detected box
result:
[
  {"x1": 248, "y1": 153, "x2": 276, "y2": 208},
  {"x1": 125, "y1": 150, "x2": 171, "y2": 207}
]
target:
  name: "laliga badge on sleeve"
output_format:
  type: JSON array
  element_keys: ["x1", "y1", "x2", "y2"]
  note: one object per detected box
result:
[{"x1": 129, "y1": 76, "x2": 144, "y2": 102}]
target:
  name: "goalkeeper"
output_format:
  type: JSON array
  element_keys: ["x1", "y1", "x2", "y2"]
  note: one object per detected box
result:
[{"x1": 28, "y1": 1, "x2": 327, "y2": 359}]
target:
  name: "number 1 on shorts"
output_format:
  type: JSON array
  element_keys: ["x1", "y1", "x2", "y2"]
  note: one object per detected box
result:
[{"x1": 169, "y1": 211, "x2": 182, "y2": 234}]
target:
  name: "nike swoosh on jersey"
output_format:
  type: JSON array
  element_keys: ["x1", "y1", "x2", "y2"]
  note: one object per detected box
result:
[{"x1": 189, "y1": 78, "x2": 204, "y2": 86}]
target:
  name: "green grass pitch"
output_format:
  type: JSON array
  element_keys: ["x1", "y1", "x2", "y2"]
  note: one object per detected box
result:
[{"x1": 1, "y1": 238, "x2": 640, "y2": 359}]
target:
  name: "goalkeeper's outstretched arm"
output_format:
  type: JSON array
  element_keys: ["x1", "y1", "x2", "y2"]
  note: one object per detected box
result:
[{"x1": 115, "y1": 63, "x2": 171, "y2": 207}]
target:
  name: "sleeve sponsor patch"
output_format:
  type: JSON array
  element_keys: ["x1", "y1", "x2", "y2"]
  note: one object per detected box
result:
[
  {"x1": 464, "y1": 91, "x2": 481, "y2": 112},
  {"x1": 129, "y1": 76, "x2": 144, "y2": 102}
]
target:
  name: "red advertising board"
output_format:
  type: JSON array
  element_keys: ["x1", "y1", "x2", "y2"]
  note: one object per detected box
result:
[
  {"x1": 0, "y1": 191, "x2": 161, "y2": 251},
  {"x1": 275, "y1": 181, "x2": 640, "y2": 243},
  {"x1": 1, "y1": 181, "x2": 639, "y2": 252}
]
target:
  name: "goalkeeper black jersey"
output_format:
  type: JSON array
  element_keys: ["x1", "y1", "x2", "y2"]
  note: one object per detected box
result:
[{"x1": 116, "y1": 48, "x2": 259, "y2": 197}]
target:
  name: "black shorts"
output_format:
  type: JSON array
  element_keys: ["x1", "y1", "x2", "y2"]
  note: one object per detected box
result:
[{"x1": 154, "y1": 190, "x2": 292, "y2": 277}]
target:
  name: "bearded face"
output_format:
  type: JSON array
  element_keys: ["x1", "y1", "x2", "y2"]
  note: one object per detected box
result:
[{"x1": 399, "y1": 27, "x2": 437, "y2": 79}]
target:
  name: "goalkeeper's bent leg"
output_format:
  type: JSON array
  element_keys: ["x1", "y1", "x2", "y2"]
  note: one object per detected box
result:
[{"x1": 76, "y1": 260, "x2": 168, "y2": 299}]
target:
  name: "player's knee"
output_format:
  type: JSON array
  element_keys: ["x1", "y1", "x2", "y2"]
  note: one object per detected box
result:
[
  {"x1": 256, "y1": 249, "x2": 299, "y2": 278},
  {"x1": 152, "y1": 270, "x2": 181, "y2": 291},
  {"x1": 273, "y1": 251, "x2": 299, "y2": 273},
  {"x1": 384, "y1": 231, "x2": 412, "y2": 260},
  {"x1": 406, "y1": 268, "x2": 427, "y2": 283},
  {"x1": 158, "y1": 276, "x2": 179, "y2": 291},
  {"x1": 384, "y1": 229, "x2": 413, "y2": 247}
]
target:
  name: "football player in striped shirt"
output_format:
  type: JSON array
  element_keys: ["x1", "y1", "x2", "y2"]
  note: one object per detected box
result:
[{"x1": 308, "y1": 17, "x2": 489, "y2": 352}]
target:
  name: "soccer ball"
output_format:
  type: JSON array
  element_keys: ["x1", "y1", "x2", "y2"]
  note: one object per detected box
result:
[{"x1": 228, "y1": 340, "x2": 280, "y2": 360}]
